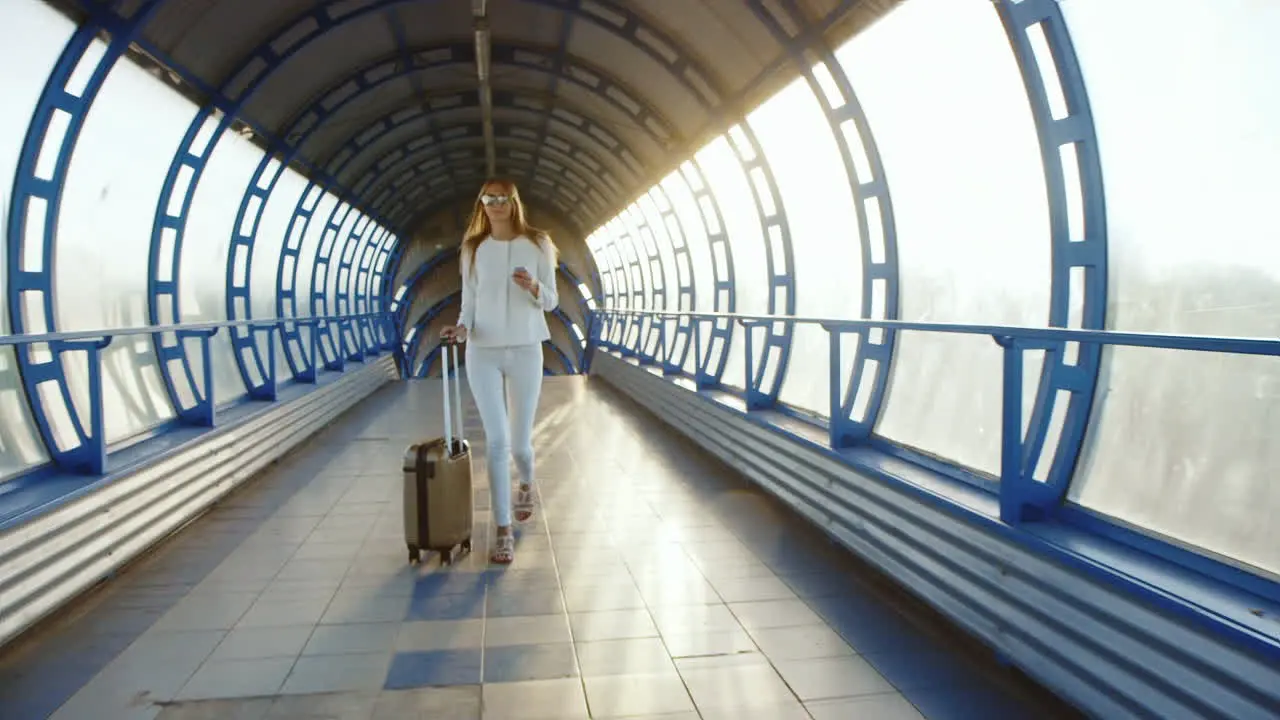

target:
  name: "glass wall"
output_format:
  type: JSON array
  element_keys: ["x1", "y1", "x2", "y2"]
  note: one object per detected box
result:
[
  {"x1": 832, "y1": 0, "x2": 1051, "y2": 476},
  {"x1": 1061, "y1": 0, "x2": 1280, "y2": 576},
  {"x1": 0, "y1": 0, "x2": 398, "y2": 482},
  {"x1": 746, "y1": 75, "x2": 862, "y2": 416},
  {"x1": 0, "y1": 0, "x2": 71, "y2": 478}
]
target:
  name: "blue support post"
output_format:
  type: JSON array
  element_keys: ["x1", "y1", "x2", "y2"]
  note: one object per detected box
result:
[{"x1": 176, "y1": 328, "x2": 220, "y2": 424}]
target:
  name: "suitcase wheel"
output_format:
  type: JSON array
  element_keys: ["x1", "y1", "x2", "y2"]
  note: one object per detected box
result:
[
  {"x1": 462, "y1": 538, "x2": 473, "y2": 553},
  {"x1": 441, "y1": 548, "x2": 454, "y2": 566},
  {"x1": 407, "y1": 544, "x2": 421, "y2": 564}
]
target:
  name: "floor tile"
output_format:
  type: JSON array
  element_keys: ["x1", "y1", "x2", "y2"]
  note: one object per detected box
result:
[
  {"x1": 176, "y1": 657, "x2": 293, "y2": 700},
  {"x1": 648, "y1": 603, "x2": 742, "y2": 637},
  {"x1": 264, "y1": 689, "x2": 380, "y2": 719},
  {"x1": 807, "y1": 693, "x2": 926, "y2": 720},
  {"x1": 574, "y1": 638, "x2": 676, "y2": 677},
  {"x1": 393, "y1": 619, "x2": 485, "y2": 652},
  {"x1": 371, "y1": 686, "x2": 482, "y2": 719},
  {"x1": 2, "y1": 380, "x2": 1076, "y2": 720},
  {"x1": 675, "y1": 653, "x2": 799, "y2": 712},
  {"x1": 384, "y1": 648, "x2": 483, "y2": 688},
  {"x1": 208, "y1": 625, "x2": 314, "y2": 661},
  {"x1": 561, "y1": 582, "x2": 646, "y2": 612},
  {"x1": 661, "y1": 629, "x2": 757, "y2": 658},
  {"x1": 321, "y1": 594, "x2": 410, "y2": 624},
  {"x1": 480, "y1": 677, "x2": 589, "y2": 719},
  {"x1": 748, "y1": 623, "x2": 855, "y2": 661},
  {"x1": 485, "y1": 614, "x2": 573, "y2": 646},
  {"x1": 773, "y1": 654, "x2": 896, "y2": 701},
  {"x1": 486, "y1": 588, "x2": 566, "y2": 617},
  {"x1": 281, "y1": 652, "x2": 392, "y2": 694},
  {"x1": 303, "y1": 622, "x2": 401, "y2": 655},
  {"x1": 236, "y1": 598, "x2": 331, "y2": 629},
  {"x1": 568, "y1": 609, "x2": 658, "y2": 642},
  {"x1": 727, "y1": 599, "x2": 823, "y2": 630},
  {"x1": 582, "y1": 672, "x2": 696, "y2": 717},
  {"x1": 484, "y1": 643, "x2": 579, "y2": 682},
  {"x1": 404, "y1": 593, "x2": 487, "y2": 621}
]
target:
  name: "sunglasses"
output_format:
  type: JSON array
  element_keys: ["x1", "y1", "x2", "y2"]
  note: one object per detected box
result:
[{"x1": 480, "y1": 193, "x2": 511, "y2": 206}]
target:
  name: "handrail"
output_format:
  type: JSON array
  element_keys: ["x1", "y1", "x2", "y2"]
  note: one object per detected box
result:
[
  {"x1": 592, "y1": 309, "x2": 1280, "y2": 356},
  {"x1": 590, "y1": 308, "x2": 1280, "y2": 526},
  {"x1": 0, "y1": 312, "x2": 397, "y2": 476},
  {"x1": 0, "y1": 312, "x2": 389, "y2": 346}
]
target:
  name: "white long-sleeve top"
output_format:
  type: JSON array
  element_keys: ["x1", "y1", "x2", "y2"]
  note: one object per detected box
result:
[{"x1": 457, "y1": 234, "x2": 559, "y2": 348}]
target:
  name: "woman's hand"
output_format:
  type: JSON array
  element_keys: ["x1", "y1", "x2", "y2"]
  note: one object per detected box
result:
[
  {"x1": 440, "y1": 325, "x2": 467, "y2": 343},
  {"x1": 512, "y1": 267, "x2": 539, "y2": 298}
]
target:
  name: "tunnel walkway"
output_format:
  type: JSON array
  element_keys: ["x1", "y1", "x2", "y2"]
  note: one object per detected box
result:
[{"x1": 0, "y1": 377, "x2": 1074, "y2": 719}]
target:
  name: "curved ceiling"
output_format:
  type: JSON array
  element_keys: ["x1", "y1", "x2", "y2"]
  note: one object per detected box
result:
[{"x1": 80, "y1": 0, "x2": 896, "y2": 237}]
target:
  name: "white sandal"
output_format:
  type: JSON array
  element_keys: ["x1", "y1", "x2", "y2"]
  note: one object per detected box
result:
[
  {"x1": 491, "y1": 533, "x2": 515, "y2": 564},
  {"x1": 514, "y1": 485, "x2": 536, "y2": 523}
]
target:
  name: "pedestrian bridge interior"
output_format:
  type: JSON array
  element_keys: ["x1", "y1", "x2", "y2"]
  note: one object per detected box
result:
[{"x1": 1, "y1": 0, "x2": 1278, "y2": 718}]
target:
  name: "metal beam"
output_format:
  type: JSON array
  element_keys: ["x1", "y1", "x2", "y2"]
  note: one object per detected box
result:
[{"x1": 473, "y1": 0, "x2": 496, "y2": 176}]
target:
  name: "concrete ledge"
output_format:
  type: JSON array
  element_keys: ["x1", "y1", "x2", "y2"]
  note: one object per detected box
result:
[{"x1": 0, "y1": 356, "x2": 398, "y2": 648}]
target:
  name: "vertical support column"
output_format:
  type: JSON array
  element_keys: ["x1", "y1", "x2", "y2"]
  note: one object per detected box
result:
[
  {"x1": 7, "y1": 2, "x2": 161, "y2": 471},
  {"x1": 994, "y1": 0, "x2": 1108, "y2": 503}
]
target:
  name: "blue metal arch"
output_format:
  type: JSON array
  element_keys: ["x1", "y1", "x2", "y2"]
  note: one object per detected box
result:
[
  {"x1": 712, "y1": 124, "x2": 795, "y2": 409},
  {"x1": 673, "y1": 163, "x2": 735, "y2": 388},
  {"x1": 277, "y1": 61, "x2": 668, "y2": 381},
  {"x1": 403, "y1": 293, "x2": 461, "y2": 376},
  {"x1": 747, "y1": 0, "x2": 900, "y2": 438},
  {"x1": 620, "y1": 207, "x2": 668, "y2": 365},
  {"x1": 311, "y1": 139, "x2": 628, "y2": 379},
  {"x1": 276, "y1": 90, "x2": 638, "y2": 380},
  {"x1": 370, "y1": 138, "x2": 610, "y2": 227},
  {"x1": 146, "y1": 1, "x2": 415, "y2": 423},
  {"x1": 6, "y1": 0, "x2": 165, "y2": 472},
  {"x1": 993, "y1": 0, "x2": 1107, "y2": 521},
  {"x1": 550, "y1": 307, "x2": 588, "y2": 370},
  {"x1": 225, "y1": 35, "x2": 663, "y2": 398},
  {"x1": 639, "y1": 187, "x2": 697, "y2": 374},
  {"x1": 386, "y1": 172, "x2": 592, "y2": 245}
]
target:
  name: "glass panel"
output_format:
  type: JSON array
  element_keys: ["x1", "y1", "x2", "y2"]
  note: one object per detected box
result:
[
  {"x1": 1061, "y1": 0, "x2": 1280, "y2": 576},
  {"x1": 695, "y1": 136, "x2": 768, "y2": 390},
  {"x1": 638, "y1": 193, "x2": 680, "y2": 313},
  {"x1": 0, "y1": 0, "x2": 71, "y2": 478},
  {"x1": 833, "y1": 0, "x2": 1051, "y2": 475},
  {"x1": 253, "y1": 169, "x2": 308, "y2": 382},
  {"x1": 747, "y1": 75, "x2": 863, "y2": 416},
  {"x1": 57, "y1": 52, "x2": 206, "y2": 444},
  {"x1": 182, "y1": 128, "x2": 266, "y2": 404},
  {"x1": 659, "y1": 174, "x2": 715, "y2": 375}
]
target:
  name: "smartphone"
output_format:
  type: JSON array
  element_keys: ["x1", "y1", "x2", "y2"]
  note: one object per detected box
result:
[{"x1": 513, "y1": 265, "x2": 527, "y2": 276}]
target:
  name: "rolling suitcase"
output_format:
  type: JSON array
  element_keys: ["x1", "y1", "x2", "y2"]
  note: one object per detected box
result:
[{"x1": 402, "y1": 340, "x2": 474, "y2": 565}]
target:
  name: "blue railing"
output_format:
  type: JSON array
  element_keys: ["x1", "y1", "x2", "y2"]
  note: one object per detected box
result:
[
  {"x1": 0, "y1": 312, "x2": 397, "y2": 476},
  {"x1": 591, "y1": 308, "x2": 1280, "y2": 533}
]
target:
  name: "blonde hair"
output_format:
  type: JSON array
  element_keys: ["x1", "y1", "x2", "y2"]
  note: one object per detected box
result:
[{"x1": 460, "y1": 178, "x2": 558, "y2": 270}]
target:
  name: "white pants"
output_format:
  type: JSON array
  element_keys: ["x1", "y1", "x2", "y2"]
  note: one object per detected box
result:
[{"x1": 465, "y1": 343, "x2": 543, "y2": 527}]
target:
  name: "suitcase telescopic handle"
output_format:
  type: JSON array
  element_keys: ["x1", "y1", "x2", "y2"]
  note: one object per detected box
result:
[{"x1": 441, "y1": 338, "x2": 464, "y2": 456}]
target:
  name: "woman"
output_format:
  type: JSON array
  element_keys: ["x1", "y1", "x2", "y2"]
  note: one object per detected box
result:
[{"x1": 440, "y1": 179, "x2": 558, "y2": 564}]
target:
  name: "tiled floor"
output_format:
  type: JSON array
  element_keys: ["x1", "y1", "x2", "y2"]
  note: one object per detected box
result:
[{"x1": 0, "y1": 376, "x2": 1081, "y2": 719}]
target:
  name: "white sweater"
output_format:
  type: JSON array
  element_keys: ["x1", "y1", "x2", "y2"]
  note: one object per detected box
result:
[{"x1": 457, "y1": 234, "x2": 559, "y2": 348}]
